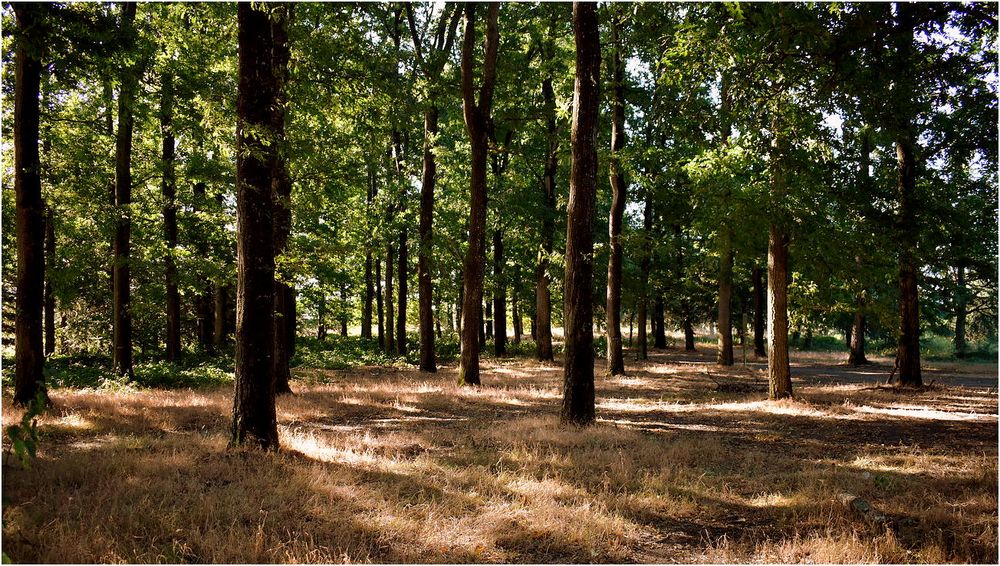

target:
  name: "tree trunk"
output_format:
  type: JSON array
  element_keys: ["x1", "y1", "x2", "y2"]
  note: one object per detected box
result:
[
  {"x1": 849, "y1": 309, "x2": 868, "y2": 365},
  {"x1": 362, "y1": 250, "x2": 373, "y2": 338},
  {"x1": 637, "y1": 190, "x2": 652, "y2": 360},
  {"x1": 231, "y1": 2, "x2": 278, "y2": 450},
  {"x1": 317, "y1": 293, "x2": 326, "y2": 341},
  {"x1": 457, "y1": 3, "x2": 498, "y2": 386},
  {"x1": 376, "y1": 256, "x2": 384, "y2": 348},
  {"x1": 767, "y1": 118, "x2": 792, "y2": 399},
  {"x1": 654, "y1": 296, "x2": 666, "y2": 349},
  {"x1": 44, "y1": 206, "x2": 56, "y2": 357},
  {"x1": 340, "y1": 283, "x2": 349, "y2": 337},
  {"x1": 271, "y1": 4, "x2": 293, "y2": 395},
  {"x1": 397, "y1": 229, "x2": 408, "y2": 355},
  {"x1": 717, "y1": 230, "x2": 734, "y2": 365},
  {"x1": 484, "y1": 296, "x2": 493, "y2": 339},
  {"x1": 954, "y1": 264, "x2": 967, "y2": 357},
  {"x1": 561, "y1": 1, "x2": 600, "y2": 426},
  {"x1": 417, "y1": 105, "x2": 438, "y2": 371},
  {"x1": 512, "y1": 288, "x2": 522, "y2": 344},
  {"x1": 13, "y1": 3, "x2": 48, "y2": 405},
  {"x1": 683, "y1": 313, "x2": 695, "y2": 351},
  {"x1": 160, "y1": 70, "x2": 181, "y2": 362},
  {"x1": 385, "y1": 244, "x2": 395, "y2": 353},
  {"x1": 893, "y1": 3, "x2": 922, "y2": 387},
  {"x1": 213, "y1": 283, "x2": 226, "y2": 349},
  {"x1": 605, "y1": 7, "x2": 626, "y2": 376},
  {"x1": 493, "y1": 229, "x2": 507, "y2": 356},
  {"x1": 112, "y1": 2, "x2": 137, "y2": 379},
  {"x1": 752, "y1": 265, "x2": 766, "y2": 358},
  {"x1": 535, "y1": 22, "x2": 558, "y2": 363}
]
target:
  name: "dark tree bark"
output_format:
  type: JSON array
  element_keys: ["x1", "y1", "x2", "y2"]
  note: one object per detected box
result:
[
  {"x1": 362, "y1": 249, "x2": 373, "y2": 339},
  {"x1": 13, "y1": 2, "x2": 48, "y2": 406},
  {"x1": 271, "y1": 4, "x2": 294, "y2": 395},
  {"x1": 716, "y1": 78, "x2": 734, "y2": 366},
  {"x1": 535, "y1": 14, "x2": 558, "y2": 363},
  {"x1": 193, "y1": 182, "x2": 214, "y2": 352},
  {"x1": 213, "y1": 283, "x2": 227, "y2": 349},
  {"x1": 484, "y1": 296, "x2": 493, "y2": 340},
  {"x1": 605, "y1": 6, "x2": 626, "y2": 376},
  {"x1": 653, "y1": 296, "x2": 666, "y2": 349},
  {"x1": 767, "y1": 122, "x2": 792, "y2": 400},
  {"x1": 375, "y1": 257, "x2": 384, "y2": 348},
  {"x1": 637, "y1": 189, "x2": 652, "y2": 361},
  {"x1": 317, "y1": 293, "x2": 326, "y2": 341},
  {"x1": 231, "y1": 2, "x2": 278, "y2": 450},
  {"x1": 340, "y1": 282, "x2": 349, "y2": 337},
  {"x1": 954, "y1": 263, "x2": 967, "y2": 357},
  {"x1": 561, "y1": 1, "x2": 600, "y2": 426},
  {"x1": 385, "y1": 243, "x2": 395, "y2": 352},
  {"x1": 457, "y1": 2, "x2": 499, "y2": 386},
  {"x1": 512, "y1": 287, "x2": 522, "y2": 344},
  {"x1": 44, "y1": 206, "x2": 55, "y2": 357},
  {"x1": 405, "y1": 3, "x2": 461, "y2": 373},
  {"x1": 683, "y1": 313, "x2": 695, "y2": 351},
  {"x1": 752, "y1": 265, "x2": 766, "y2": 358},
  {"x1": 849, "y1": 308, "x2": 868, "y2": 365},
  {"x1": 112, "y1": 2, "x2": 137, "y2": 378},
  {"x1": 892, "y1": 3, "x2": 922, "y2": 387},
  {"x1": 493, "y1": 229, "x2": 507, "y2": 356},
  {"x1": 161, "y1": 70, "x2": 181, "y2": 362},
  {"x1": 397, "y1": 230, "x2": 408, "y2": 355}
]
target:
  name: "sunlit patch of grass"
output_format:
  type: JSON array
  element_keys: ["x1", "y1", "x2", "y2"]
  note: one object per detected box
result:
[{"x1": 3, "y1": 350, "x2": 996, "y2": 563}]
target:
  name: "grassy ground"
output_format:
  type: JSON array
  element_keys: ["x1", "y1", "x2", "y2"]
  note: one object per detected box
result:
[{"x1": 2, "y1": 345, "x2": 997, "y2": 563}]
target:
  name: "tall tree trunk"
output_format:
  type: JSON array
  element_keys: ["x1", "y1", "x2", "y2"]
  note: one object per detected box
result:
[
  {"x1": 683, "y1": 312, "x2": 695, "y2": 351},
  {"x1": 161, "y1": 70, "x2": 181, "y2": 362},
  {"x1": 457, "y1": 3, "x2": 498, "y2": 386},
  {"x1": 654, "y1": 296, "x2": 666, "y2": 348},
  {"x1": 605, "y1": 7, "x2": 626, "y2": 376},
  {"x1": 13, "y1": 3, "x2": 48, "y2": 405},
  {"x1": 317, "y1": 293, "x2": 326, "y2": 341},
  {"x1": 493, "y1": 228, "x2": 507, "y2": 356},
  {"x1": 512, "y1": 287, "x2": 522, "y2": 344},
  {"x1": 213, "y1": 283, "x2": 226, "y2": 349},
  {"x1": 112, "y1": 2, "x2": 137, "y2": 379},
  {"x1": 717, "y1": 231, "x2": 734, "y2": 364},
  {"x1": 535, "y1": 20, "x2": 558, "y2": 363},
  {"x1": 434, "y1": 293, "x2": 442, "y2": 338},
  {"x1": 893, "y1": 2, "x2": 922, "y2": 387},
  {"x1": 561, "y1": 1, "x2": 600, "y2": 425},
  {"x1": 192, "y1": 182, "x2": 215, "y2": 352},
  {"x1": 637, "y1": 189, "x2": 652, "y2": 360},
  {"x1": 231, "y1": 2, "x2": 278, "y2": 450},
  {"x1": 385, "y1": 244, "x2": 395, "y2": 353},
  {"x1": 954, "y1": 263, "x2": 967, "y2": 357},
  {"x1": 340, "y1": 282, "x2": 349, "y2": 337},
  {"x1": 397, "y1": 230, "x2": 408, "y2": 355},
  {"x1": 271, "y1": 4, "x2": 293, "y2": 395},
  {"x1": 376, "y1": 257, "x2": 384, "y2": 348},
  {"x1": 849, "y1": 308, "x2": 868, "y2": 365},
  {"x1": 767, "y1": 120, "x2": 792, "y2": 400},
  {"x1": 362, "y1": 250, "x2": 373, "y2": 338},
  {"x1": 417, "y1": 105, "x2": 439, "y2": 370},
  {"x1": 44, "y1": 206, "x2": 56, "y2": 357},
  {"x1": 752, "y1": 265, "x2": 766, "y2": 358}
]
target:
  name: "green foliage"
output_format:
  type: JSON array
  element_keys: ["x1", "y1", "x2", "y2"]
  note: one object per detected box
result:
[{"x1": 4, "y1": 391, "x2": 46, "y2": 469}]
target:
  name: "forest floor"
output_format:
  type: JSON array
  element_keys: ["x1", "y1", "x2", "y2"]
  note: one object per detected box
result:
[{"x1": 2, "y1": 346, "x2": 997, "y2": 563}]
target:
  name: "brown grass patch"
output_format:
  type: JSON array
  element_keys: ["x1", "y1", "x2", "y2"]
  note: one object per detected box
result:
[{"x1": 3, "y1": 348, "x2": 997, "y2": 563}]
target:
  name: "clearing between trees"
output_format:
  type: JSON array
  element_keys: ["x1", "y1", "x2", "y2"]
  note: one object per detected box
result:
[{"x1": 3, "y1": 347, "x2": 996, "y2": 563}]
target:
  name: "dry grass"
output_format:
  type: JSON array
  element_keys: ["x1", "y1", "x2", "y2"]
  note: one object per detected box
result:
[{"x1": 3, "y1": 348, "x2": 997, "y2": 563}]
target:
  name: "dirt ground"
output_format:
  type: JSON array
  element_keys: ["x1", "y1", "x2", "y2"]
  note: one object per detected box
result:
[{"x1": 3, "y1": 347, "x2": 997, "y2": 563}]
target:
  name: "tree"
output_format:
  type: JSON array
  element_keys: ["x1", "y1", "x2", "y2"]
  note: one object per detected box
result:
[
  {"x1": 112, "y1": 1, "x2": 138, "y2": 378},
  {"x1": 561, "y1": 1, "x2": 600, "y2": 425},
  {"x1": 160, "y1": 67, "x2": 181, "y2": 362},
  {"x1": 605, "y1": 4, "x2": 626, "y2": 377},
  {"x1": 272, "y1": 3, "x2": 294, "y2": 395},
  {"x1": 405, "y1": 2, "x2": 462, "y2": 373},
  {"x1": 457, "y1": 2, "x2": 499, "y2": 387},
  {"x1": 231, "y1": 2, "x2": 278, "y2": 450},
  {"x1": 534, "y1": 10, "x2": 560, "y2": 363},
  {"x1": 12, "y1": 2, "x2": 49, "y2": 406}
]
